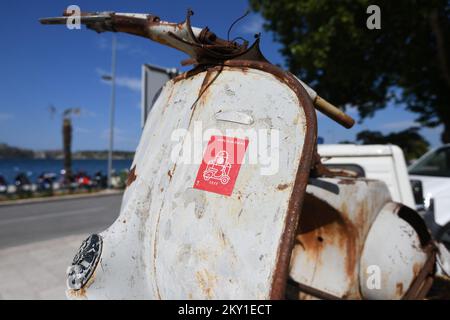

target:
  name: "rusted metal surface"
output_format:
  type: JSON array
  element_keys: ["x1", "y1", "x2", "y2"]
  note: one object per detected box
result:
[
  {"x1": 289, "y1": 180, "x2": 436, "y2": 300},
  {"x1": 289, "y1": 178, "x2": 391, "y2": 299},
  {"x1": 402, "y1": 244, "x2": 436, "y2": 299},
  {"x1": 41, "y1": 10, "x2": 251, "y2": 66},
  {"x1": 287, "y1": 280, "x2": 342, "y2": 300},
  {"x1": 314, "y1": 96, "x2": 355, "y2": 129},
  {"x1": 126, "y1": 165, "x2": 137, "y2": 187},
  {"x1": 310, "y1": 152, "x2": 359, "y2": 178}
]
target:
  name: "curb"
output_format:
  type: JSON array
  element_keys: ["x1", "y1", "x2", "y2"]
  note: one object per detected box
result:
[{"x1": 0, "y1": 189, "x2": 124, "y2": 207}]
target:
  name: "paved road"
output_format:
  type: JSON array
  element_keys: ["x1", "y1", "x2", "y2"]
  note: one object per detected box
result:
[{"x1": 0, "y1": 194, "x2": 122, "y2": 249}]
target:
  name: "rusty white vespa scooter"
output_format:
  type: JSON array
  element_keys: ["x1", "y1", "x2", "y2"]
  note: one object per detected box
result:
[{"x1": 40, "y1": 9, "x2": 450, "y2": 300}]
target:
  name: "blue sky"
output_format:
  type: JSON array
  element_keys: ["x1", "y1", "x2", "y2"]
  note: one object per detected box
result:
[{"x1": 0, "y1": 1, "x2": 442, "y2": 152}]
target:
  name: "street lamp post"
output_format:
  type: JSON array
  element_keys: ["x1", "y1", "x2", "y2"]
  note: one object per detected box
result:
[{"x1": 105, "y1": 34, "x2": 117, "y2": 188}]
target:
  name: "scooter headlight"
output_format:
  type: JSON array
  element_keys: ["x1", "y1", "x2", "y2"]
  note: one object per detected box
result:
[{"x1": 67, "y1": 234, "x2": 102, "y2": 290}]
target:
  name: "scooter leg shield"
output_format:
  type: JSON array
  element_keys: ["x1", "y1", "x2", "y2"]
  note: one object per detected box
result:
[{"x1": 66, "y1": 62, "x2": 317, "y2": 299}]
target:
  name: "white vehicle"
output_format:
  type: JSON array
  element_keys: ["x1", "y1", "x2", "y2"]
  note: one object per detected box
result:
[
  {"x1": 318, "y1": 144, "x2": 417, "y2": 209},
  {"x1": 409, "y1": 145, "x2": 450, "y2": 249}
]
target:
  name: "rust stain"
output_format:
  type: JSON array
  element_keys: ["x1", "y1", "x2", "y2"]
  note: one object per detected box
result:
[
  {"x1": 126, "y1": 165, "x2": 137, "y2": 187},
  {"x1": 238, "y1": 67, "x2": 250, "y2": 74},
  {"x1": 195, "y1": 269, "x2": 217, "y2": 299},
  {"x1": 67, "y1": 287, "x2": 87, "y2": 299},
  {"x1": 167, "y1": 170, "x2": 173, "y2": 181},
  {"x1": 199, "y1": 69, "x2": 215, "y2": 95},
  {"x1": 413, "y1": 262, "x2": 422, "y2": 278},
  {"x1": 201, "y1": 70, "x2": 220, "y2": 105},
  {"x1": 218, "y1": 229, "x2": 227, "y2": 247},
  {"x1": 66, "y1": 270, "x2": 96, "y2": 299},
  {"x1": 337, "y1": 179, "x2": 356, "y2": 185},
  {"x1": 160, "y1": 85, "x2": 176, "y2": 115},
  {"x1": 186, "y1": 68, "x2": 223, "y2": 130},
  {"x1": 295, "y1": 193, "x2": 359, "y2": 294},
  {"x1": 152, "y1": 206, "x2": 163, "y2": 300},
  {"x1": 297, "y1": 194, "x2": 343, "y2": 233},
  {"x1": 352, "y1": 200, "x2": 368, "y2": 235},
  {"x1": 396, "y1": 282, "x2": 404, "y2": 296},
  {"x1": 189, "y1": 69, "x2": 215, "y2": 113},
  {"x1": 336, "y1": 206, "x2": 358, "y2": 280},
  {"x1": 277, "y1": 183, "x2": 289, "y2": 191},
  {"x1": 172, "y1": 65, "x2": 207, "y2": 83}
]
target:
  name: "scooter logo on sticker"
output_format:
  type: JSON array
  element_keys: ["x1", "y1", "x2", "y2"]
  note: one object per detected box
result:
[{"x1": 194, "y1": 135, "x2": 249, "y2": 196}]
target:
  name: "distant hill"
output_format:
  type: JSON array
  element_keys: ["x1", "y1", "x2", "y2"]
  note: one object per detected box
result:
[
  {"x1": 0, "y1": 143, "x2": 134, "y2": 160},
  {"x1": 0, "y1": 143, "x2": 34, "y2": 159}
]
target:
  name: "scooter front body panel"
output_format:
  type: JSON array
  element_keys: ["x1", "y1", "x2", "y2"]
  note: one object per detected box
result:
[{"x1": 67, "y1": 64, "x2": 316, "y2": 299}]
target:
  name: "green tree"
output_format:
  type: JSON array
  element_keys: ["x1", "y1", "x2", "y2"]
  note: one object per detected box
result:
[
  {"x1": 250, "y1": 0, "x2": 450, "y2": 142},
  {"x1": 355, "y1": 127, "x2": 429, "y2": 160}
]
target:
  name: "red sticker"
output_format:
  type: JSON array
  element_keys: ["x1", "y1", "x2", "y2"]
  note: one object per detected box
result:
[{"x1": 193, "y1": 135, "x2": 249, "y2": 196}]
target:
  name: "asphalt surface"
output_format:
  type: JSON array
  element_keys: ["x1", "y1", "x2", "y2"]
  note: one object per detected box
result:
[{"x1": 0, "y1": 194, "x2": 122, "y2": 249}]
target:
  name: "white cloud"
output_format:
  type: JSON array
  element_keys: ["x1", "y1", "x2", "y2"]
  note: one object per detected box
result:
[
  {"x1": 101, "y1": 127, "x2": 123, "y2": 139},
  {"x1": 241, "y1": 15, "x2": 264, "y2": 35},
  {"x1": 74, "y1": 127, "x2": 91, "y2": 134},
  {"x1": 76, "y1": 109, "x2": 96, "y2": 118},
  {"x1": 96, "y1": 67, "x2": 108, "y2": 76},
  {"x1": 96, "y1": 68, "x2": 141, "y2": 92},
  {"x1": 115, "y1": 76, "x2": 141, "y2": 92},
  {"x1": 381, "y1": 120, "x2": 418, "y2": 130},
  {"x1": 96, "y1": 38, "x2": 149, "y2": 59},
  {"x1": 101, "y1": 127, "x2": 136, "y2": 144},
  {"x1": 96, "y1": 37, "x2": 130, "y2": 51}
]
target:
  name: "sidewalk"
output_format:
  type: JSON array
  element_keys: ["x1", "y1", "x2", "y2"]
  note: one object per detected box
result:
[{"x1": 0, "y1": 234, "x2": 87, "y2": 299}]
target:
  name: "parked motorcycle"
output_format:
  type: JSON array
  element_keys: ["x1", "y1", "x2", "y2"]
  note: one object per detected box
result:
[
  {"x1": 93, "y1": 171, "x2": 108, "y2": 189},
  {"x1": 0, "y1": 175, "x2": 7, "y2": 194},
  {"x1": 37, "y1": 172, "x2": 57, "y2": 192},
  {"x1": 75, "y1": 171, "x2": 92, "y2": 190},
  {"x1": 14, "y1": 172, "x2": 32, "y2": 194}
]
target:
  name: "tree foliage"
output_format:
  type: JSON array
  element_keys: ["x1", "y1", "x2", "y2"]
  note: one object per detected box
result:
[
  {"x1": 250, "y1": 0, "x2": 450, "y2": 142},
  {"x1": 355, "y1": 127, "x2": 430, "y2": 160}
]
